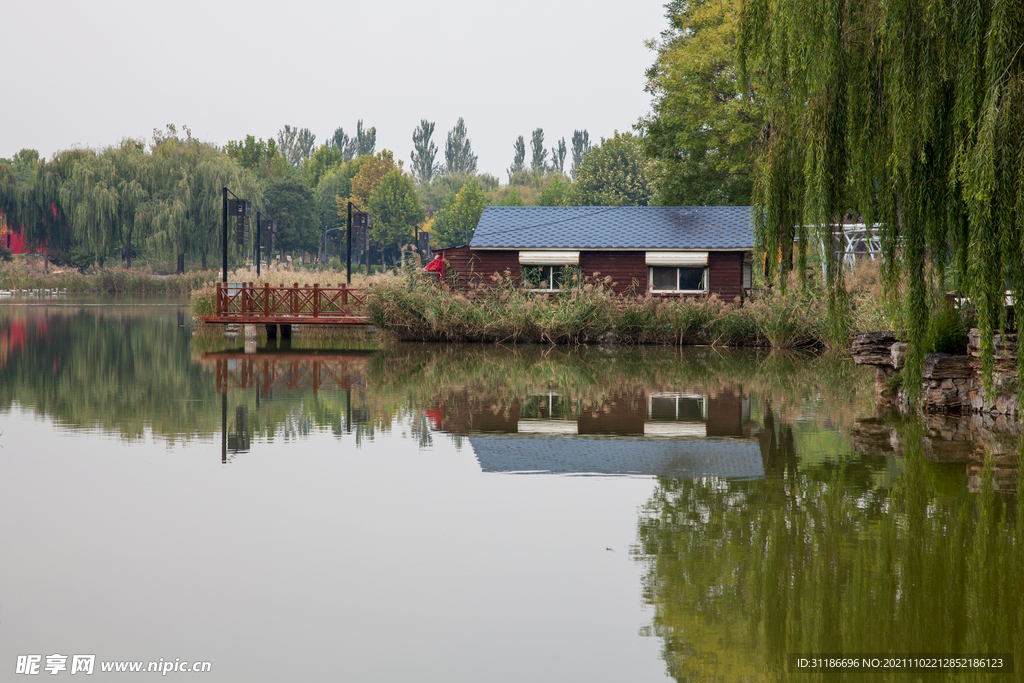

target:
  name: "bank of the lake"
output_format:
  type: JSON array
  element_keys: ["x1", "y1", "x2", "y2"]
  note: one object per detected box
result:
[
  {"x1": 0, "y1": 258, "x2": 215, "y2": 295},
  {"x1": 189, "y1": 265, "x2": 890, "y2": 349}
]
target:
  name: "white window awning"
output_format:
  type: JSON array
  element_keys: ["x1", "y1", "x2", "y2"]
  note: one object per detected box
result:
[
  {"x1": 519, "y1": 250, "x2": 580, "y2": 265},
  {"x1": 646, "y1": 251, "x2": 708, "y2": 266}
]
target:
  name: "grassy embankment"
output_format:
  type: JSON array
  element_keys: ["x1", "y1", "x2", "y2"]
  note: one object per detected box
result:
[
  {"x1": 360, "y1": 262, "x2": 891, "y2": 349},
  {"x1": 0, "y1": 257, "x2": 214, "y2": 295}
]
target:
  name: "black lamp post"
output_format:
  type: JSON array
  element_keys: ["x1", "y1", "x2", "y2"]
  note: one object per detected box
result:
[
  {"x1": 222, "y1": 187, "x2": 250, "y2": 284},
  {"x1": 345, "y1": 202, "x2": 370, "y2": 284},
  {"x1": 255, "y1": 210, "x2": 277, "y2": 276}
]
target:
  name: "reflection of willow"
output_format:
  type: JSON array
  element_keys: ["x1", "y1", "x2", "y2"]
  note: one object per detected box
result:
[{"x1": 634, "y1": 414, "x2": 1023, "y2": 683}]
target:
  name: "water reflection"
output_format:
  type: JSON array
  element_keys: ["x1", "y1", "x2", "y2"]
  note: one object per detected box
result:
[{"x1": 2, "y1": 303, "x2": 1021, "y2": 681}]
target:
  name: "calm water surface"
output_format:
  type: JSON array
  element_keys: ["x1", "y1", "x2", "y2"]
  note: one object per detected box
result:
[{"x1": 0, "y1": 300, "x2": 1019, "y2": 682}]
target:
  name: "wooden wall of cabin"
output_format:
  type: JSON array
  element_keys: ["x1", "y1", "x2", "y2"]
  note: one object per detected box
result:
[
  {"x1": 579, "y1": 252, "x2": 647, "y2": 294},
  {"x1": 442, "y1": 248, "x2": 745, "y2": 299},
  {"x1": 708, "y1": 252, "x2": 744, "y2": 302}
]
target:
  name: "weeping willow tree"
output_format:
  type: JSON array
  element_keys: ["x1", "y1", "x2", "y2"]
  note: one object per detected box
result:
[
  {"x1": 58, "y1": 140, "x2": 151, "y2": 267},
  {"x1": 148, "y1": 136, "x2": 262, "y2": 273},
  {"x1": 739, "y1": 0, "x2": 1024, "y2": 391},
  {"x1": 0, "y1": 149, "x2": 80, "y2": 257}
]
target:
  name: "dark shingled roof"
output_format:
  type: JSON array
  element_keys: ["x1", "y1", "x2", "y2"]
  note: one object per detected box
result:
[
  {"x1": 469, "y1": 206, "x2": 754, "y2": 250},
  {"x1": 469, "y1": 435, "x2": 765, "y2": 478}
]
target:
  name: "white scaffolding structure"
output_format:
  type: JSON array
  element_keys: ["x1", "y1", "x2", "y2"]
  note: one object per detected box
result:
[{"x1": 816, "y1": 223, "x2": 883, "y2": 278}]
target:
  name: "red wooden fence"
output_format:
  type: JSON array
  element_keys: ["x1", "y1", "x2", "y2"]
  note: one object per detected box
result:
[{"x1": 204, "y1": 282, "x2": 369, "y2": 324}]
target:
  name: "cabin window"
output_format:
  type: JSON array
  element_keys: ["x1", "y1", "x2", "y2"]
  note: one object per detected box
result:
[
  {"x1": 649, "y1": 266, "x2": 707, "y2": 293},
  {"x1": 523, "y1": 265, "x2": 564, "y2": 291}
]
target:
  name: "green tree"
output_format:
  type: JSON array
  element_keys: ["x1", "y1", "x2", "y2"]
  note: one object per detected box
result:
[
  {"x1": 315, "y1": 157, "x2": 365, "y2": 233},
  {"x1": 329, "y1": 127, "x2": 356, "y2": 162},
  {"x1": 410, "y1": 120, "x2": 439, "y2": 185},
  {"x1": 443, "y1": 117, "x2": 478, "y2": 175},
  {"x1": 301, "y1": 144, "x2": 343, "y2": 189},
  {"x1": 571, "y1": 132, "x2": 653, "y2": 206},
  {"x1": 570, "y1": 130, "x2": 591, "y2": 179},
  {"x1": 367, "y1": 169, "x2": 424, "y2": 263},
  {"x1": 417, "y1": 172, "x2": 498, "y2": 214},
  {"x1": 225, "y1": 135, "x2": 290, "y2": 179},
  {"x1": 277, "y1": 125, "x2": 316, "y2": 167},
  {"x1": 264, "y1": 176, "x2": 318, "y2": 254},
  {"x1": 507, "y1": 135, "x2": 526, "y2": 180},
  {"x1": 530, "y1": 128, "x2": 548, "y2": 171},
  {"x1": 431, "y1": 180, "x2": 485, "y2": 247},
  {"x1": 550, "y1": 137, "x2": 567, "y2": 174},
  {"x1": 738, "y1": 0, "x2": 1024, "y2": 387},
  {"x1": 355, "y1": 120, "x2": 376, "y2": 157},
  {"x1": 640, "y1": 0, "x2": 762, "y2": 206},
  {"x1": 498, "y1": 189, "x2": 524, "y2": 206},
  {"x1": 537, "y1": 175, "x2": 572, "y2": 206}
]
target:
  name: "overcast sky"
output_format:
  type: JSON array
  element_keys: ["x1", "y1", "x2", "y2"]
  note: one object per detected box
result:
[{"x1": 3, "y1": 0, "x2": 667, "y2": 180}]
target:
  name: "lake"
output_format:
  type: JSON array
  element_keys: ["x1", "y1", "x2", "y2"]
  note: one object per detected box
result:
[{"x1": 0, "y1": 300, "x2": 1019, "y2": 681}]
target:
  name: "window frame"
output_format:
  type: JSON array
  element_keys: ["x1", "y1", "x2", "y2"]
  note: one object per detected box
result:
[
  {"x1": 648, "y1": 265, "x2": 708, "y2": 294},
  {"x1": 522, "y1": 264, "x2": 565, "y2": 292}
]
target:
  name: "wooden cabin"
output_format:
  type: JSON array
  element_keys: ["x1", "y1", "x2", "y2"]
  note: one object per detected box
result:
[{"x1": 434, "y1": 206, "x2": 754, "y2": 299}]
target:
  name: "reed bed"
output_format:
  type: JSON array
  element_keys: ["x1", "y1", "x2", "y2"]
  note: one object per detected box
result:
[
  {"x1": 364, "y1": 268, "x2": 841, "y2": 348},
  {"x1": 0, "y1": 260, "x2": 214, "y2": 295}
]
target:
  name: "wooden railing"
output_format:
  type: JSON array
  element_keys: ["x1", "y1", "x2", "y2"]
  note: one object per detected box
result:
[{"x1": 209, "y1": 282, "x2": 368, "y2": 323}]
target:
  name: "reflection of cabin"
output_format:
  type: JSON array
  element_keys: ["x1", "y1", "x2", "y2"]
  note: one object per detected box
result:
[
  {"x1": 434, "y1": 206, "x2": 754, "y2": 299},
  {"x1": 431, "y1": 387, "x2": 762, "y2": 478}
]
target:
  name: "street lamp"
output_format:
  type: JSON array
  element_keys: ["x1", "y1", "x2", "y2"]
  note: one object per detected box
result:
[
  {"x1": 255, "y1": 210, "x2": 277, "y2": 276},
  {"x1": 345, "y1": 202, "x2": 371, "y2": 284},
  {"x1": 322, "y1": 226, "x2": 345, "y2": 266},
  {"x1": 222, "y1": 187, "x2": 250, "y2": 284}
]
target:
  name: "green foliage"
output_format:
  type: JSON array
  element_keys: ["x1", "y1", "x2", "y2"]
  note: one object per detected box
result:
[
  {"x1": 927, "y1": 303, "x2": 969, "y2": 355},
  {"x1": 301, "y1": 144, "x2": 343, "y2": 188},
  {"x1": 508, "y1": 135, "x2": 526, "y2": 179},
  {"x1": 569, "y1": 130, "x2": 591, "y2": 179},
  {"x1": 367, "y1": 169, "x2": 424, "y2": 262},
  {"x1": 443, "y1": 117, "x2": 478, "y2": 175},
  {"x1": 0, "y1": 245, "x2": 11, "y2": 262},
  {"x1": 355, "y1": 120, "x2": 376, "y2": 157},
  {"x1": 410, "y1": 120, "x2": 439, "y2": 185},
  {"x1": 537, "y1": 175, "x2": 572, "y2": 206},
  {"x1": 550, "y1": 137, "x2": 567, "y2": 174},
  {"x1": 530, "y1": 128, "x2": 548, "y2": 171},
  {"x1": 738, "y1": 0, "x2": 1024, "y2": 396},
  {"x1": 264, "y1": 177, "x2": 318, "y2": 253},
  {"x1": 315, "y1": 158, "x2": 364, "y2": 231},
  {"x1": 329, "y1": 127, "x2": 357, "y2": 162},
  {"x1": 225, "y1": 135, "x2": 290, "y2": 179},
  {"x1": 276, "y1": 125, "x2": 316, "y2": 167},
  {"x1": 416, "y1": 172, "x2": 497, "y2": 214},
  {"x1": 639, "y1": 0, "x2": 762, "y2": 206},
  {"x1": 430, "y1": 180, "x2": 485, "y2": 248},
  {"x1": 571, "y1": 132, "x2": 653, "y2": 206},
  {"x1": 498, "y1": 189, "x2": 524, "y2": 206}
]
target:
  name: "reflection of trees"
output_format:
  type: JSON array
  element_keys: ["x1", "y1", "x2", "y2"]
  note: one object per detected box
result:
[
  {"x1": 0, "y1": 307, "x2": 219, "y2": 440},
  {"x1": 635, "y1": 416, "x2": 1023, "y2": 682}
]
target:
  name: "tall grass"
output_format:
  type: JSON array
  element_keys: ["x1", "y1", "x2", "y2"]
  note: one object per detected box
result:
[
  {"x1": 365, "y1": 266, "x2": 838, "y2": 348},
  {"x1": 0, "y1": 260, "x2": 214, "y2": 295}
]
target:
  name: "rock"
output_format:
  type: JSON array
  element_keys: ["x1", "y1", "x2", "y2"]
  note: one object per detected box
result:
[
  {"x1": 851, "y1": 331, "x2": 899, "y2": 365},
  {"x1": 923, "y1": 353, "x2": 973, "y2": 379},
  {"x1": 891, "y1": 342, "x2": 907, "y2": 370}
]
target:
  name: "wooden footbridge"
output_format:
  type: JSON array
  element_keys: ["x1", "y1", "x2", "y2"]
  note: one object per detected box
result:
[{"x1": 202, "y1": 282, "x2": 370, "y2": 326}]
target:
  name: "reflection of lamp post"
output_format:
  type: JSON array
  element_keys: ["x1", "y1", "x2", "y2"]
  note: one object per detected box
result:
[{"x1": 322, "y1": 226, "x2": 344, "y2": 266}]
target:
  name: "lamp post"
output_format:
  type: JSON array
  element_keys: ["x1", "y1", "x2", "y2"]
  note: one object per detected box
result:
[
  {"x1": 322, "y1": 226, "x2": 344, "y2": 266},
  {"x1": 345, "y1": 202, "x2": 370, "y2": 284},
  {"x1": 255, "y1": 210, "x2": 277, "y2": 276},
  {"x1": 222, "y1": 187, "x2": 250, "y2": 284}
]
